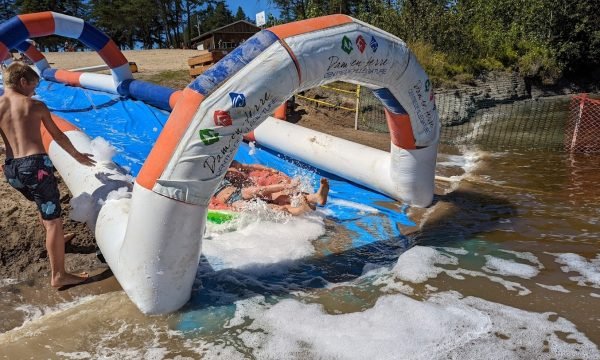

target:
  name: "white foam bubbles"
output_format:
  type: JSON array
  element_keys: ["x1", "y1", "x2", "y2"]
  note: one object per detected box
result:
[
  {"x1": 14, "y1": 295, "x2": 96, "y2": 329},
  {"x1": 241, "y1": 292, "x2": 490, "y2": 360},
  {"x1": 236, "y1": 291, "x2": 600, "y2": 360},
  {"x1": 101, "y1": 186, "x2": 131, "y2": 204},
  {"x1": 202, "y1": 208, "x2": 325, "y2": 272},
  {"x1": 90, "y1": 136, "x2": 116, "y2": 163},
  {"x1": 392, "y1": 246, "x2": 458, "y2": 283},
  {"x1": 483, "y1": 255, "x2": 540, "y2": 279},
  {"x1": 391, "y1": 246, "x2": 532, "y2": 296},
  {"x1": 536, "y1": 283, "x2": 570, "y2": 293},
  {"x1": 248, "y1": 141, "x2": 256, "y2": 155},
  {"x1": 554, "y1": 253, "x2": 600, "y2": 288}
]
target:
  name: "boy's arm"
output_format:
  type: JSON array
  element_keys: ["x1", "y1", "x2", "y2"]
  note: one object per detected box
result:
[{"x1": 37, "y1": 102, "x2": 96, "y2": 167}]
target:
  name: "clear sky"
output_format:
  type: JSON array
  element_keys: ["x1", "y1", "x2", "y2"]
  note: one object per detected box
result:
[{"x1": 225, "y1": 0, "x2": 281, "y2": 22}]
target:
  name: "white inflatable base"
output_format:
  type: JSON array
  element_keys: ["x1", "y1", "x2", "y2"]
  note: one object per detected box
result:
[{"x1": 254, "y1": 117, "x2": 437, "y2": 207}]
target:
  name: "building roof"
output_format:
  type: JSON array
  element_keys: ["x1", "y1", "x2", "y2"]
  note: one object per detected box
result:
[{"x1": 191, "y1": 20, "x2": 261, "y2": 43}]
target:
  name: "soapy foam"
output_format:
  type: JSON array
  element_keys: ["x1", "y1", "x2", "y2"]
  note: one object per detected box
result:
[
  {"x1": 203, "y1": 208, "x2": 325, "y2": 272},
  {"x1": 98, "y1": 186, "x2": 132, "y2": 205},
  {"x1": 482, "y1": 255, "x2": 540, "y2": 279},
  {"x1": 536, "y1": 283, "x2": 570, "y2": 293},
  {"x1": 554, "y1": 253, "x2": 600, "y2": 288},
  {"x1": 392, "y1": 246, "x2": 532, "y2": 295},
  {"x1": 90, "y1": 137, "x2": 116, "y2": 163},
  {"x1": 234, "y1": 290, "x2": 599, "y2": 360},
  {"x1": 500, "y1": 249, "x2": 545, "y2": 269},
  {"x1": 13, "y1": 295, "x2": 96, "y2": 329},
  {"x1": 392, "y1": 246, "x2": 458, "y2": 283}
]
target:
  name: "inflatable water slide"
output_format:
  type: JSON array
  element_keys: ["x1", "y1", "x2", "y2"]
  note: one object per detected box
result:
[{"x1": 0, "y1": 12, "x2": 439, "y2": 314}]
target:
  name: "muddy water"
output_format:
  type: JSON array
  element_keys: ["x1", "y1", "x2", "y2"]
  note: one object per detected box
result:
[{"x1": 1, "y1": 146, "x2": 599, "y2": 359}]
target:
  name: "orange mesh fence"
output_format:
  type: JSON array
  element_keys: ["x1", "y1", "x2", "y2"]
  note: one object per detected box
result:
[{"x1": 565, "y1": 95, "x2": 600, "y2": 153}]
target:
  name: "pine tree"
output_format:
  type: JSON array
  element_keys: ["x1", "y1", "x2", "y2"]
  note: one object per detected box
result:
[{"x1": 234, "y1": 6, "x2": 247, "y2": 22}]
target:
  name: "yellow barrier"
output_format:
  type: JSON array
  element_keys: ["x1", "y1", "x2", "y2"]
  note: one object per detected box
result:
[{"x1": 296, "y1": 83, "x2": 361, "y2": 129}]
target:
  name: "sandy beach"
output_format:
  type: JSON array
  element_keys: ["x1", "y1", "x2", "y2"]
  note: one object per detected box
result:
[{"x1": 44, "y1": 49, "x2": 204, "y2": 74}]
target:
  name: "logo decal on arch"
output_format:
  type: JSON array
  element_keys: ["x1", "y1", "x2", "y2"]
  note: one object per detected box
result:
[
  {"x1": 356, "y1": 35, "x2": 366, "y2": 53},
  {"x1": 229, "y1": 92, "x2": 246, "y2": 108},
  {"x1": 199, "y1": 129, "x2": 220, "y2": 145},
  {"x1": 213, "y1": 110, "x2": 232, "y2": 127},
  {"x1": 370, "y1": 36, "x2": 378, "y2": 53},
  {"x1": 341, "y1": 36, "x2": 353, "y2": 54}
]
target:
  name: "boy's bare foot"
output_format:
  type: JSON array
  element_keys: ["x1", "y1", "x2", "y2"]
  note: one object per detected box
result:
[
  {"x1": 64, "y1": 233, "x2": 75, "y2": 244},
  {"x1": 51, "y1": 272, "x2": 89, "y2": 288},
  {"x1": 314, "y1": 178, "x2": 329, "y2": 206}
]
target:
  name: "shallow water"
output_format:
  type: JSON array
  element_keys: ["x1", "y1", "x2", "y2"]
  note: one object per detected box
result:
[{"x1": 1, "y1": 144, "x2": 599, "y2": 359}]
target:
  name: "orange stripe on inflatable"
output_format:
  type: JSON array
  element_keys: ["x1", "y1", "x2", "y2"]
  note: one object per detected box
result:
[
  {"x1": 243, "y1": 132, "x2": 256, "y2": 142},
  {"x1": 0, "y1": 42, "x2": 9, "y2": 61},
  {"x1": 278, "y1": 40, "x2": 302, "y2": 84},
  {"x1": 269, "y1": 15, "x2": 353, "y2": 39},
  {"x1": 19, "y1": 12, "x2": 55, "y2": 37},
  {"x1": 273, "y1": 103, "x2": 287, "y2": 120},
  {"x1": 137, "y1": 88, "x2": 205, "y2": 190},
  {"x1": 55, "y1": 70, "x2": 82, "y2": 87},
  {"x1": 385, "y1": 110, "x2": 416, "y2": 149},
  {"x1": 41, "y1": 114, "x2": 79, "y2": 151},
  {"x1": 24, "y1": 46, "x2": 45, "y2": 62},
  {"x1": 169, "y1": 90, "x2": 183, "y2": 110},
  {"x1": 98, "y1": 40, "x2": 128, "y2": 69}
]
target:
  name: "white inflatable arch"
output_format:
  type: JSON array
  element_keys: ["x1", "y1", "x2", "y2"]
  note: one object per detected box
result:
[{"x1": 40, "y1": 15, "x2": 439, "y2": 314}]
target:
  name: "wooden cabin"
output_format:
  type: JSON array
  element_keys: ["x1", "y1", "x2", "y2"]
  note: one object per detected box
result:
[
  {"x1": 188, "y1": 20, "x2": 261, "y2": 77},
  {"x1": 191, "y1": 20, "x2": 260, "y2": 52}
]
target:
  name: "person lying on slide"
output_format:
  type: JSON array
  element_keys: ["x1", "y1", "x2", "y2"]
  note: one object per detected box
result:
[{"x1": 209, "y1": 161, "x2": 329, "y2": 216}]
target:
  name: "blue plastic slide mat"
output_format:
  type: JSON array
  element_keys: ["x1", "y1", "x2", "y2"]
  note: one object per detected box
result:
[{"x1": 32, "y1": 80, "x2": 413, "y2": 246}]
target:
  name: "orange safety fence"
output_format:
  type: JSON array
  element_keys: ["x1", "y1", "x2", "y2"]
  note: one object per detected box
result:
[{"x1": 565, "y1": 95, "x2": 600, "y2": 153}]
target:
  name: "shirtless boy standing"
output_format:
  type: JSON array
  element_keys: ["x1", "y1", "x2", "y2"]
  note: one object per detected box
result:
[{"x1": 0, "y1": 62, "x2": 96, "y2": 288}]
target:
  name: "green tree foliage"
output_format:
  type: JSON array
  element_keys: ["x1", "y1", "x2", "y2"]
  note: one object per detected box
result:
[
  {"x1": 269, "y1": 0, "x2": 599, "y2": 84},
  {"x1": 198, "y1": 1, "x2": 233, "y2": 34},
  {"x1": 6, "y1": 0, "x2": 596, "y2": 84},
  {"x1": 0, "y1": 0, "x2": 17, "y2": 22},
  {"x1": 234, "y1": 6, "x2": 247, "y2": 22}
]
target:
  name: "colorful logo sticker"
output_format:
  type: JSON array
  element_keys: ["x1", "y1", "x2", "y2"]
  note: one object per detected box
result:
[
  {"x1": 213, "y1": 110, "x2": 233, "y2": 127},
  {"x1": 356, "y1": 35, "x2": 366, "y2": 53},
  {"x1": 370, "y1": 36, "x2": 378, "y2": 53},
  {"x1": 199, "y1": 129, "x2": 220, "y2": 145},
  {"x1": 341, "y1": 36, "x2": 353, "y2": 54},
  {"x1": 229, "y1": 92, "x2": 246, "y2": 108}
]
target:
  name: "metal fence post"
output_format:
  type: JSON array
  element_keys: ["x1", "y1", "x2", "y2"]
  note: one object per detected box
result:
[
  {"x1": 354, "y1": 84, "x2": 361, "y2": 130},
  {"x1": 570, "y1": 94, "x2": 586, "y2": 152}
]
